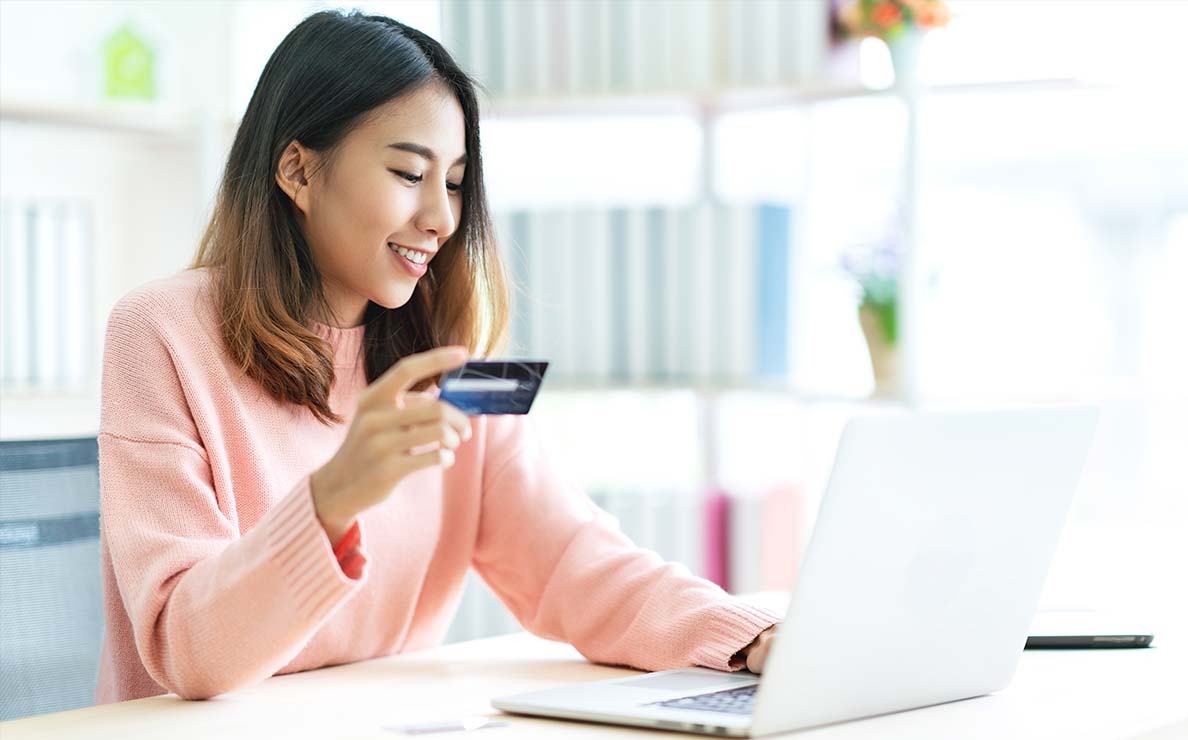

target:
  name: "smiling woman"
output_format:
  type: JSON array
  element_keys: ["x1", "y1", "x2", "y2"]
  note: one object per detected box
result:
[
  {"x1": 94, "y1": 8, "x2": 778, "y2": 707},
  {"x1": 191, "y1": 11, "x2": 505, "y2": 424}
]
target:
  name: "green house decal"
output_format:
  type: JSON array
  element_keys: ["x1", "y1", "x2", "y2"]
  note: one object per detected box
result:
[{"x1": 103, "y1": 24, "x2": 155, "y2": 100}]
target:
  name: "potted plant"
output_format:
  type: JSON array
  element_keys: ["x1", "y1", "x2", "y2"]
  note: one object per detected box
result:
[
  {"x1": 842, "y1": 232, "x2": 901, "y2": 397},
  {"x1": 836, "y1": 0, "x2": 952, "y2": 85}
]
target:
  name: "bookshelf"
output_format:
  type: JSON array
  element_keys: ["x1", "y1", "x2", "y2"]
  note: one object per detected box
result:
[
  {"x1": 0, "y1": 99, "x2": 198, "y2": 140},
  {"x1": 0, "y1": 98, "x2": 230, "y2": 439},
  {"x1": 436, "y1": 0, "x2": 921, "y2": 502},
  {"x1": 2, "y1": 2, "x2": 1101, "y2": 444}
]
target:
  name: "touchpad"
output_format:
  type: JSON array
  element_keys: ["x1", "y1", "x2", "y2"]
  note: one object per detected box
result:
[{"x1": 616, "y1": 671, "x2": 755, "y2": 692}]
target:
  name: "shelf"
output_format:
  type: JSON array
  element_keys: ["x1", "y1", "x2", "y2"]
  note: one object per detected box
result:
[
  {"x1": 2, "y1": 77, "x2": 1099, "y2": 138},
  {"x1": 0, "y1": 98, "x2": 198, "y2": 140},
  {"x1": 481, "y1": 77, "x2": 1098, "y2": 118},
  {"x1": 539, "y1": 381, "x2": 881, "y2": 405},
  {"x1": 0, "y1": 393, "x2": 100, "y2": 440}
]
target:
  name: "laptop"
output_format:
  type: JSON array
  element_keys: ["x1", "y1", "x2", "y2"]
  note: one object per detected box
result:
[{"x1": 493, "y1": 406, "x2": 1099, "y2": 737}]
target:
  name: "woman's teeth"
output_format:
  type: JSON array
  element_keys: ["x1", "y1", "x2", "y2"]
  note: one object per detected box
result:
[{"x1": 389, "y1": 244, "x2": 428, "y2": 264}]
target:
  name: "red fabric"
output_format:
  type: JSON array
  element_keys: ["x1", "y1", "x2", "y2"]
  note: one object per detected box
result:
[{"x1": 333, "y1": 521, "x2": 363, "y2": 580}]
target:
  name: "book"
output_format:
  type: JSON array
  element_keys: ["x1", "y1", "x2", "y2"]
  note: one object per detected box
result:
[
  {"x1": 31, "y1": 202, "x2": 57, "y2": 390},
  {"x1": 568, "y1": 208, "x2": 613, "y2": 382},
  {"x1": 703, "y1": 487, "x2": 731, "y2": 590},
  {"x1": 644, "y1": 207, "x2": 667, "y2": 381},
  {"x1": 755, "y1": 203, "x2": 792, "y2": 379},
  {"x1": 503, "y1": 211, "x2": 533, "y2": 357},
  {"x1": 726, "y1": 489, "x2": 765, "y2": 595},
  {"x1": 60, "y1": 202, "x2": 91, "y2": 390},
  {"x1": 483, "y1": 0, "x2": 506, "y2": 95},
  {"x1": 682, "y1": 0, "x2": 715, "y2": 93},
  {"x1": 440, "y1": 0, "x2": 472, "y2": 74},
  {"x1": 0, "y1": 202, "x2": 30, "y2": 388},
  {"x1": 659, "y1": 206, "x2": 684, "y2": 381},
  {"x1": 753, "y1": 0, "x2": 782, "y2": 86},
  {"x1": 622, "y1": 208, "x2": 650, "y2": 383},
  {"x1": 714, "y1": 203, "x2": 757, "y2": 383},
  {"x1": 761, "y1": 483, "x2": 808, "y2": 592},
  {"x1": 543, "y1": 209, "x2": 575, "y2": 377},
  {"x1": 687, "y1": 203, "x2": 716, "y2": 384}
]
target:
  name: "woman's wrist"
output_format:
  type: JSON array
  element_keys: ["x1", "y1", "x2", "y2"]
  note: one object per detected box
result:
[{"x1": 310, "y1": 470, "x2": 354, "y2": 544}]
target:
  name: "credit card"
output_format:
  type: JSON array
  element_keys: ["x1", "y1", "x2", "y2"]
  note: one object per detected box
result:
[{"x1": 437, "y1": 360, "x2": 549, "y2": 415}]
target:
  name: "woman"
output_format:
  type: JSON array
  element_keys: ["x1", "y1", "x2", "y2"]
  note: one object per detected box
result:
[{"x1": 96, "y1": 10, "x2": 778, "y2": 703}]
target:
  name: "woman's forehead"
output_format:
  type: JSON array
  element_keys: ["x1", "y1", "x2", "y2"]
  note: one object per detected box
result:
[{"x1": 358, "y1": 85, "x2": 466, "y2": 160}]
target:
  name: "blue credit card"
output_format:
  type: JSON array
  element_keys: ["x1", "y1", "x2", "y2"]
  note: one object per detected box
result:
[{"x1": 437, "y1": 360, "x2": 549, "y2": 415}]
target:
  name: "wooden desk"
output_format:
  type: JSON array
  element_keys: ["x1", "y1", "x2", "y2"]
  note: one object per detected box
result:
[{"x1": 3, "y1": 623, "x2": 1186, "y2": 740}]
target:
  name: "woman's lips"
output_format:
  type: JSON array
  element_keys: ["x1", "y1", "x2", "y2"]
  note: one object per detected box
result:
[{"x1": 389, "y1": 244, "x2": 428, "y2": 278}]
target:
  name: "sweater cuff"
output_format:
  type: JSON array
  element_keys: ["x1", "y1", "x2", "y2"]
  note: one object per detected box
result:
[
  {"x1": 264, "y1": 478, "x2": 365, "y2": 622},
  {"x1": 692, "y1": 601, "x2": 782, "y2": 672}
]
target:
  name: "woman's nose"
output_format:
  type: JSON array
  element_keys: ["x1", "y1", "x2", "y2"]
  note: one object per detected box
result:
[{"x1": 415, "y1": 183, "x2": 457, "y2": 239}]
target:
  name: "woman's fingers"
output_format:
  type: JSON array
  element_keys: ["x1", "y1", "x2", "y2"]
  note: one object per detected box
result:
[
  {"x1": 746, "y1": 627, "x2": 778, "y2": 674},
  {"x1": 368, "y1": 395, "x2": 471, "y2": 441},
  {"x1": 380, "y1": 437, "x2": 457, "y2": 476},
  {"x1": 404, "y1": 395, "x2": 471, "y2": 434},
  {"x1": 382, "y1": 418, "x2": 462, "y2": 454},
  {"x1": 363, "y1": 347, "x2": 468, "y2": 410},
  {"x1": 313, "y1": 352, "x2": 473, "y2": 535},
  {"x1": 400, "y1": 444, "x2": 457, "y2": 474}
]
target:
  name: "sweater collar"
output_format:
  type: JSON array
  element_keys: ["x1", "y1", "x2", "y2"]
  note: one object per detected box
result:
[{"x1": 311, "y1": 321, "x2": 365, "y2": 368}]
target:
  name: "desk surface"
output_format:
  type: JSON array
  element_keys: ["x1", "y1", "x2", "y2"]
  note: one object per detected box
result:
[{"x1": 4, "y1": 621, "x2": 1186, "y2": 739}]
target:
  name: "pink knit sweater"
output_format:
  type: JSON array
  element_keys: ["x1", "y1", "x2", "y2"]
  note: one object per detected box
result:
[{"x1": 96, "y1": 268, "x2": 778, "y2": 703}]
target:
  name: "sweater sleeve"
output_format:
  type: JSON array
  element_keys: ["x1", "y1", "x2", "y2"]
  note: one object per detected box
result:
[
  {"x1": 98, "y1": 292, "x2": 365, "y2": 700},
  {"x1": 471, "y1": 416, "x2": 779, "y2": 672}
]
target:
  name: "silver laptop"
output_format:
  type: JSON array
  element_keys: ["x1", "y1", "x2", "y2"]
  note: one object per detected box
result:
[{"x1": 493, "y1": 407, "x2": 1099, "y2": 737}]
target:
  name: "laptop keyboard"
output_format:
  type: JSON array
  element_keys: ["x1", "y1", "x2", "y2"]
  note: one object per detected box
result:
[{"x1": 651, "y1": 684, "x2": 758, "y2": 715}]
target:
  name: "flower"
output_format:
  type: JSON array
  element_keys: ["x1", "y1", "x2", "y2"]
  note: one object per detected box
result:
[
  {"x1": 837, "y1": 0, "x2": 951, "y2": 42},
  {"x1": 840, "y1": 224, "x2": 902, "y2": 344},
  {"x1": 915, "y1": 4, "x2": 951, "y2": 28},
  {"x1": 871, "y1": 2, "x2": 903, "y2": 30}
]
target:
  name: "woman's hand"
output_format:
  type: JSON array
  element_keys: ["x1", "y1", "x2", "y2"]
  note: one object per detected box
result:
[
  {"x1": 739, "y1": 625, "x2": 779, "y2": 673},
  {"x1": 310, "y1": 345, "x2": 472, "y2": 543}
]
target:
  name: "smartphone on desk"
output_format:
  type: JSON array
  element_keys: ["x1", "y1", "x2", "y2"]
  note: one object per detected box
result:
[
  {"x1": 437, "y1": 360, "x2": 549, "y2": 415},
  {"x1": 1026, "y1": 610, "x2": 1155, "y2": 648}
]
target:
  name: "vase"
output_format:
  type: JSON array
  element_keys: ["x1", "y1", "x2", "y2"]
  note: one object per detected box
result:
[
  {"x1": 858, "y1": 306, "x2": 901, "y2": 398},
  {"x1": 887, "y1": 27, "x2": 924, "y2": 91}
]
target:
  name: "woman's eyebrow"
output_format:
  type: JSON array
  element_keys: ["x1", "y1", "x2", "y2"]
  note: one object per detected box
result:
[{"x1": 387, "y1": 142, "x2": 467, "y2": 167}]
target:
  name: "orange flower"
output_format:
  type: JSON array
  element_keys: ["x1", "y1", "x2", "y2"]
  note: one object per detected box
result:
[
  {"x1": 915, "y1": 2, "x2": 952, "y2": 28},
  {"x1": 871, "y1": 1, "x2": 903, "y2": 30}
]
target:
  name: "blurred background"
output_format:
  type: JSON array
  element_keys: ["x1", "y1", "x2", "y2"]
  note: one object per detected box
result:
[{"x1": 1, "y1": 0, "x2": 1186, "y2": 717}]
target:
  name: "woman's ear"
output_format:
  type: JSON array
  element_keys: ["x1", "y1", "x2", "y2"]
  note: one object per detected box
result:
[{"x1": 275, "y1": 140, "x2": 315, "y2": 216}]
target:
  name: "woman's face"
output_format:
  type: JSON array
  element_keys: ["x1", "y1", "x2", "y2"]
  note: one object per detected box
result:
[{"x1": 280, "y1": 82, "x2": 467, "y2": 327}]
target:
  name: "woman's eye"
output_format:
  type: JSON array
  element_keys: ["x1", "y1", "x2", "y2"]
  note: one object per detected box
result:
[
  {"x1": 391, "y1": 170, "x2": 461, "y2": 194},
  {"x1": 390, "y1": 170, "x2": 422, "y2": 184}
]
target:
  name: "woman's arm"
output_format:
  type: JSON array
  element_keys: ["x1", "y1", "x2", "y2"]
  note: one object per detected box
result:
[
  {"x1": 471, "y1": 416, "x2": 779, "y2": 672},
  {"x1": 99, "y1": 293, "x2": 364, "y2": 699}
]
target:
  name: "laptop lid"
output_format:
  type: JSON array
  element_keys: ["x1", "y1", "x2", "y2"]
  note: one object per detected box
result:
[{"x1": 750, "y1": 406, "x2": 1098, "y2": 735}]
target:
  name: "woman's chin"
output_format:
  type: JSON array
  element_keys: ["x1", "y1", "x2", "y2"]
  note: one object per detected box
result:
[{"x1": 372, "y1": 286, "x2": 416, "y2": 311}]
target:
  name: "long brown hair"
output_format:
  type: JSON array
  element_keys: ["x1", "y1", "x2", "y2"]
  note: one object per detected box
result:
[{"x1": 191, "y1": 10, "x2": 509, "y2": 425}]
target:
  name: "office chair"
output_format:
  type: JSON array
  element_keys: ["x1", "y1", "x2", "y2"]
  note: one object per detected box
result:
[{"x1": 0, "y1": 437, "x2": 103, "y2": 720}]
